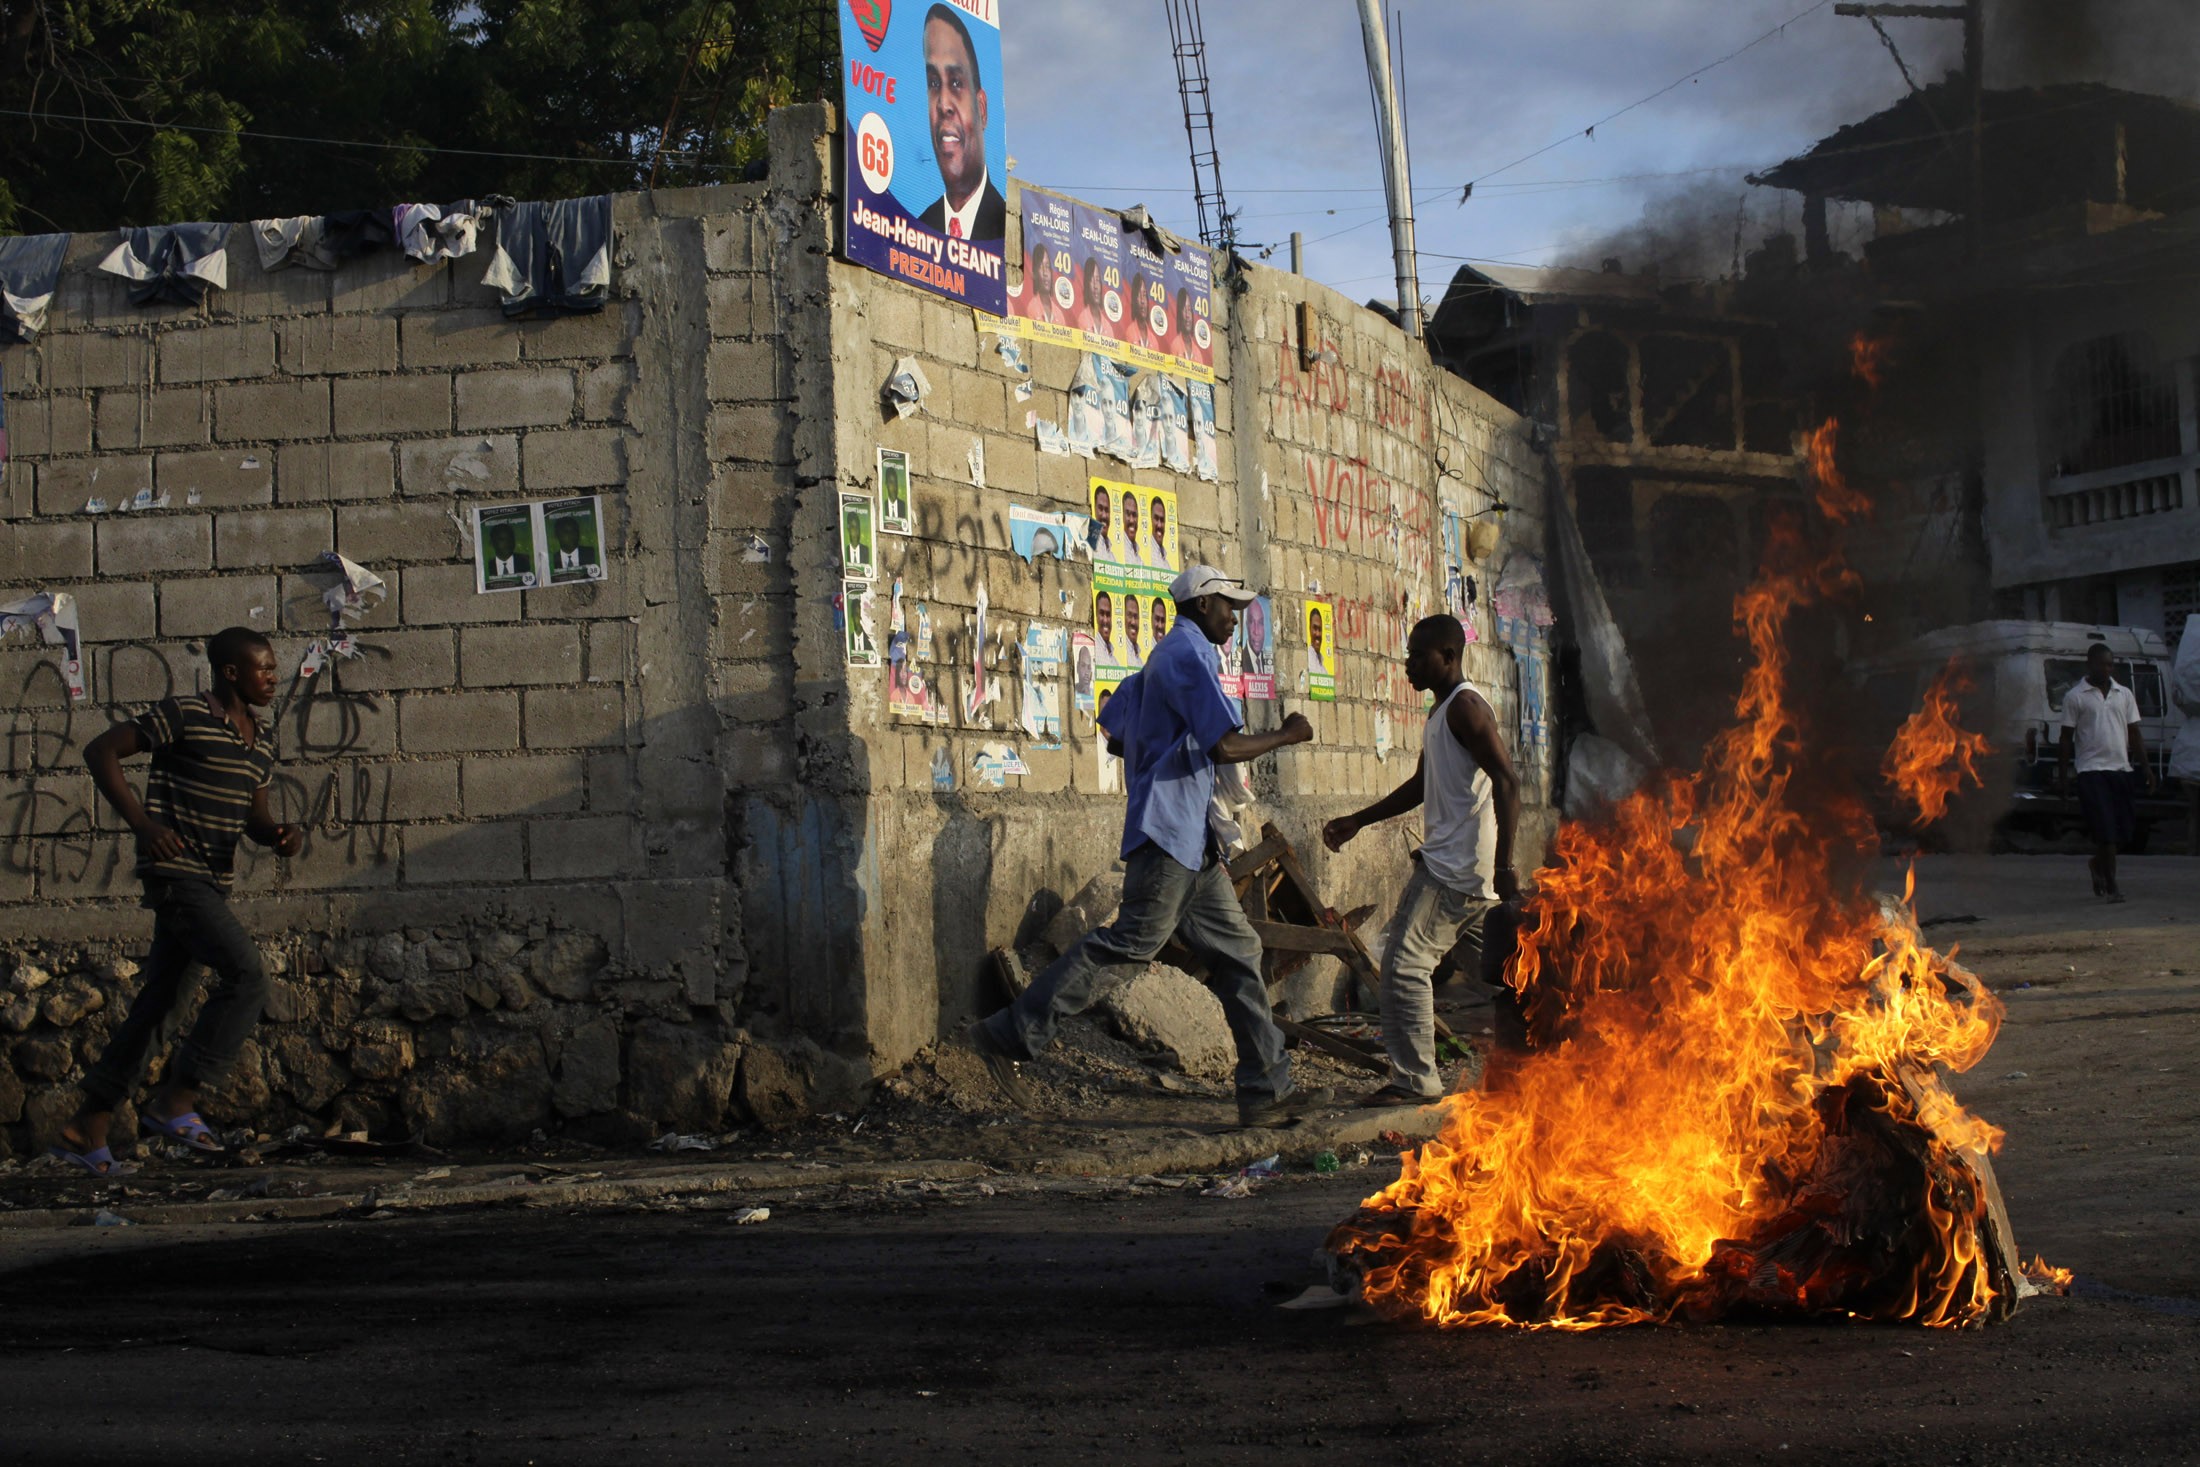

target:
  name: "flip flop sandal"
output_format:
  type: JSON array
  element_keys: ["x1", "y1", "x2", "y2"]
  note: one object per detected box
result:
[
  {"x1": 48, "y1": 1143, "x2": 139, "y2": 1177},
  {"x1": 140, "y1": 1110, "x2": 225, "y2": 1154}
]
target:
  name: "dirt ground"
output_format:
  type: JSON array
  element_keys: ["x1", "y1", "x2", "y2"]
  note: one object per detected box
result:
[{"x1": 0, "y1": 853, "x2": 2193, "y2": 1465}]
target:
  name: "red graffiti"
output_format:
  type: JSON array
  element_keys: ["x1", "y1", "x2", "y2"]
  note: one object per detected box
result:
[
  {"x1": 1300, "y1": 451, "x2": 1434, "y2": 580},
  {"x1": 1274, "y1": 339, "x2": 1348, "y2": 416},
  {"x1": 1370, "y1": 363, "x2": 1418, "y2": 437}
]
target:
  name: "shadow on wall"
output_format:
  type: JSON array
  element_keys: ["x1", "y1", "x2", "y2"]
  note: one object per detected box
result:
[{"x1": 0, "y1": 635, "x2": 871, "y2": 1156}]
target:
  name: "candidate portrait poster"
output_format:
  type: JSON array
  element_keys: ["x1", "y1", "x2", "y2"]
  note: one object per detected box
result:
[
  {"x1": 993, "y1": 185, "x2": 1216, "y2": 385},
  {"x1": 1304, "y1": 599, "x2": 1336, "y2": 702},
  {"x1": 1087, "y1": 476, "x2": 1178, "y2": 689},
  {"x1": 839, "y1": 0, "x2": 1008, "y2": 313}
]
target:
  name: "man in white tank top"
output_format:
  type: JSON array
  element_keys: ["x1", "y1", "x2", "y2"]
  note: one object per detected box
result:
[{"x1": 1322, "y1": 614, "x2": 1520, "y2": 1105}]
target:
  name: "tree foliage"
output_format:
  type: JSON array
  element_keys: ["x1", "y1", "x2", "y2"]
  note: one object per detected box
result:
[{"x1": 0, "y1": 0, "x2": 833, "y2": 233}]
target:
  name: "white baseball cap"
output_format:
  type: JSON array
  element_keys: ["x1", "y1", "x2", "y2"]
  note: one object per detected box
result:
[{"x1": 1169, "y1": 564, "x2": 1258, "y2": 604}]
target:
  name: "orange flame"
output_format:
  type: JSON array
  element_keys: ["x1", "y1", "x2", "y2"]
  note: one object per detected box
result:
[
  {"x1": 1329, "y1": 525, "x2": 2011, "y2": 1330},
  {"x1": 1851, "y1": 331, "x2": 1889, "y2": 390},
  {"x1": 2022, "y1": 1254, "x2": 2074, "y2": 1294},
  {"x1": 1807, "y1": 418, "x2": 1872, "y2": 524},
  {"x1": 1885, "y1": 660, "x2": 1992, "y2": 824}
]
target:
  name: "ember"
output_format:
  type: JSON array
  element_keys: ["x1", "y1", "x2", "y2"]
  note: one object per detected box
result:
[{"x1": 1327, "y1": 464, "x2": 2041, "y2": 1329}]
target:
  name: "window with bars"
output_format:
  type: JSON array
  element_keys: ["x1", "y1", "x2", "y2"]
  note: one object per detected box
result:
[
  {"x1": 2047, "y1": 333, "x2": 2182, "y2": 477},
  {"x1": 2164, "y1": 562, "x2": 2199, "y2": 650}
]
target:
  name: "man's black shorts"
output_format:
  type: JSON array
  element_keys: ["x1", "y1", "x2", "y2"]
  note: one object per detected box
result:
[{"x1": 2074, "y1": 769, "x2": 2138, "y2": 846}]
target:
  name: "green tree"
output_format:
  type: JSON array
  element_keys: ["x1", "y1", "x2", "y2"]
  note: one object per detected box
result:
[{"x1": 0, "y1": 0, "x2": 831, "y2": 234}]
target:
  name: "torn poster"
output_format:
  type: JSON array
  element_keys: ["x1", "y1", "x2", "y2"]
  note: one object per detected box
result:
[
  {"x1": 1095, "y1": 728, "x2": 1120, "y2": 794},
  {"x1": 1125, "y1": 371, "x2": 1165, "y2": 471},
  {"x1": 883, "y1": 356, "x2": 932, "y2": 419},
  {"x1": 972, "y1": 742, "x2": 1029, "y2": 788},
  {"x1": 1065, "y1": 356, "x2": 1104, "y2": 457},
  {"x1": 839, "y1": 491, "x2": 878, "y2": 581},
  {"x1": 914, "y1": 600, "x2": 934, "y2": 660},
  {"x1": 743, "y1": 535, "x2": 772, "y2": 564},
  {"x1": 878, "y1": 447, "x2": 913, "y2": 536},
  {"x1": 1008, "y1": 505, "x2": 1089, "y2": 564},
  {"x1": 1034, "y1": 417, "x2": 1072, "y2": 456},
  {"x1": 967, "y1": 436, "x2": 986, "y2": 490},
  {"x1": 1374, "y1": 708, "x2": 1394, "y2": 763},
  {"x1": 1021, "y1": 623, "x2": 1066, "y2": 745},
  {"x1": 1071, "y1": 630, "x2": 1098, "y2": 716},
  {"x1": 1158, "y1": 375, "x2": 1191, "y2": 475},
  {"x1": 0, "y1": 592, "x2": 86, "y2": 700},
  {"x1": 965, "y1": 583, "x2": 991, "y2": 724},
  {"x1": 1189, "y1": 381, "x2": 1218, "y2": 482},
  {"x1": 888, "y1": 580, "x2": 936, "y2": 721},
  {"x1": 842, "y1": 578, "x2": 881, "y2": 667},
  {"x1": 931, "y1": 745, "x2": 955, "y2": 790},
  {"x1": 317, "y1": 551, "x2": 388, "y2": 626}
]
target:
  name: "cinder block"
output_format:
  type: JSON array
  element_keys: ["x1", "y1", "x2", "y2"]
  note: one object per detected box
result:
[
  {"x1": 579, "y1": 362, "x2": 635, "y2": 423},
  {"x1": 332, "y1": 374, "x2": 452, "y2": 437},
  {"x1": 278, "y1": 440, "x2": 396, "y2": 503},
  {"x1": 521, "y1": 577, "x2": 626, "y2": 623},
  {"x1": 282, "y1": 687, "x2": 397, "y2": 759},
  {"x1": 49, "y1": 580, "x2": 156, "y2": 642},
  {"x1": 710, "y1": 466, "x2": 792, "y2": 528},
  {"x1": 155, "y1": 448, "x2": 276, "y2": 509},
  {"x1": 703, "y1": 215, "x2": 759, "y2": 273},
  {"x1": 330, "y1": 251, "x2": 449, "y2": 314},
  {"x1": 270, "y1": 832, "x2": 398, "y2": 892},
  {"x1": 404, "y1": 820, "x2": 524, "y2": 884},
  {"x1": 159, "y1": 574, "x2": 279, "y2": 637},
  {"x1": 8, "y1": 396, "x2": 95, "y2": 458},
  {"x1": 584, "y1": 621, "x2": 629, "y2": 682},
  {"x1": 362, "y1": 761, "x2": 461, "y2": 822},
  {"x1": 455, "y1": 367, "x2": 576, "y2": 431},
  {"x1": 400, "y1": 311, "x2": 521, "y2": 370},
  {"x1": 709, "y1": 405, "x2": 788, "y2": 464},
  {"x1": 397, "y1": 434, "x2": 518, "y2": 497},
  {"x1": 158, "y1": 323, "x2": 277, "y2": 384},
  {"x1": 865, "y1": 286, "x2": 922, "y2": 350},
  {"x1": 38, "y1": 333, "x2": 152, "y2": 391},
  {"x1": 338, "y1": 502, "x2": 466, "y2": 564},
  {"x1": 585, "y1": 750, "x2": 635, "y2": 811},
  {"x1": 217, "y1": 507, "x2": 333, "y2": 569},
  {"x1": 708, "y1": 275, "x2": 760, "y2": 338},
  {"x1": 461, "y1": 624, "x2": 581, "y2": 687},
  {"x1": 0, "y1": 456, "x2": 28, "y2": 519},
  {"x1": 521, "y1": 428, "x2": 626, "y2": 491},
  {"x1": 96, "y1": 387, "x2": 207, "y2": 450},
  {"x1": 279, "y1": 316, "x2": 399, "y2": 376},
  {"x1": 215, "y1": 380, "x2": 332, "y2": 443},
  {"x1": 462, "y1": 753, "x2": 585, "y2": 817},
  {"x1": 517, "y1": 302, "x2": 637, "y2": 362},
  {"x1": 98, "y1": 513, "x2": 212, "y2": 575},
  {"x1": 98, "y1": 639, "x2": 194, "y2": 707},
  {"x1": 34, "y1": 835, "x2": 134, "y2": 902},
  {"x1": 720, "y1": 724, "x2": 793, "y2": 786},
  {"x1": 3, "y1": 520, "x2": 94, "y2": 579},
  {"x1": 529, "y1": 816, "x2": 632, "y2": 881},
  {"x1": 313, "y1": 629, "x2": 455, "y2": 694},
  {"x1": 707, "y1": 339, "x2": 783, "y2": 403},
  {"x1": 38, "y1": 455, "x2": 151, "y2": 515},
  {"x1": 399, "y1": 691, "x2": 520, "y2": 753},
  {"x1": 209, "y1": 248, "x2": 332, "y2": 321},
  {"x1": 402, "y1": 562, "x2": 520, "y2": 626},
  {"x1": 920, "y1": 299, "x2": 980, "y2": 367},
  {"x1": 523, "y1": 687, "x2": 630, "y2": 749}
]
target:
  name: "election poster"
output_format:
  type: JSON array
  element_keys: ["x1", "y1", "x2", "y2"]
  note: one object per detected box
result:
[
  {"x1": 991, "y1": 184, "x2": 1215, "y2": 384},
  {"x1": 839, "y1": 0, "x2": 1008, "y2": 313},
  {"x1": 1221, "y1": 594, "x2": 1276, "y2": 702},
  {"x1": 1087, "y1": 476, "x2": 1177, "y2": 689},
  {"x1": 1304, "y1": 598, "x2": 1336, "y2": 702}
]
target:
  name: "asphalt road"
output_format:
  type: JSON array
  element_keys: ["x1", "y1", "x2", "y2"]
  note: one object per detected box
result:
[{"x1": 0, "y1": 854, "x2": 2193, "y2": 1465}]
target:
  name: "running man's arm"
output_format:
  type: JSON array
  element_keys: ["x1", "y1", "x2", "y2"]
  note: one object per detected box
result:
[
  {"x1": 1447, "y1": 687, "x2": 1522, "y2": 901},
  {"x1": 1322, "y1": 756, "x2": 1425, "y2": 851},
  {"x1": 245, "y1": 787, "x2": 304, "y2": 856},
  {"x1": 84, "y1": 721, "x2": 184, "y2": 862}
]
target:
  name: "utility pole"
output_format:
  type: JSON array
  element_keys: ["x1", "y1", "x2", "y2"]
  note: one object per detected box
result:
[
  {"x1": 1356, "y1": 0, "x2": 1420, "y2": 338},
  {"x1": 1834, "y1": 3, "x2": 1984, "y2": 259}
]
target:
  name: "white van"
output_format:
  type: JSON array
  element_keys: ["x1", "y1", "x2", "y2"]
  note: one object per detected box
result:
[{"x1": 1850, "y1": 620, "x2": 2186, "y2": 847}]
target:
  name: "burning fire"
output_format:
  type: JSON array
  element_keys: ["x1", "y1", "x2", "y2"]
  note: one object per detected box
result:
[
  {"x1": 1885, "y1": 662, "x2": 1993, "y2": 824},
  {"x1": 1328, "y1": 511, "x2": 2025, "y2": 1329},
  {"x1": 1850, "y1": 330, "x2": 1889, "y2": 390},
  {"x1": 1805, "y1": 418, "x2": 1872, "y2": 524}
]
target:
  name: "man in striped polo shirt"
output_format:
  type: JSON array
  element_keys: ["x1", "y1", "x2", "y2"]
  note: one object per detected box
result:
[{"x1": 52, "y1": 626, "x2": 302, "y2": 1175}]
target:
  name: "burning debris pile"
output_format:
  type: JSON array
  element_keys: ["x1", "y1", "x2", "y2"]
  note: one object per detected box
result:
[{"x1": 1328, "y1": 357, "x2": 2040, "y2": 1331}]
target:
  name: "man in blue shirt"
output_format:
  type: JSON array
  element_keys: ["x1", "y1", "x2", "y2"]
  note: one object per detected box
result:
[{"x1": 969, "y1": 566, "x2": 1333, "y2": 1128}]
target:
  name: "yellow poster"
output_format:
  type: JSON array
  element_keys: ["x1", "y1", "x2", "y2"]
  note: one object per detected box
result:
[{"x1": 1304, "y1": 599, "x2": 1336, "y2": 702}]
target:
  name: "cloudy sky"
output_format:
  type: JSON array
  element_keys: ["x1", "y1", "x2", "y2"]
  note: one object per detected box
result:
[{"x1": 990, "y1": 0, "x2": 2181, "y2": 303}]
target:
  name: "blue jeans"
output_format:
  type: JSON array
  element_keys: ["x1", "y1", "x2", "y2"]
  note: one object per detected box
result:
[
  {"x1": 80, "y1": 879, "x2": 271, "y2": 1112},
  {"x1": 1375, "y1": 861, "x2": 1498, "y2": 1097},
  {"x1": 984, "y1": 843, "x2": 1292, "y2": 1100}
]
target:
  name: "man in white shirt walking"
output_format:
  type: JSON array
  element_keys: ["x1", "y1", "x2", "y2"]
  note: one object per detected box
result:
[
  {"x1": 1323, "y1": 614, "x2": 1521, "y2": 1105},
  {"x1": 2058, "y1": 642, "x2": 2155, "y2": 903}
]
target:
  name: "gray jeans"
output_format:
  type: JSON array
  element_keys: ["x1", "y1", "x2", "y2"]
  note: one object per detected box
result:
[
  {"x1": 983, "y1": 842, "x2": 1291, "y2": 1100},
  {"x1": 81, "y1": 879, "x2": 270, "y2": 1112},
  {"x1": 1376, "y1": 860, "x2": 1498, "y2": 1097}
]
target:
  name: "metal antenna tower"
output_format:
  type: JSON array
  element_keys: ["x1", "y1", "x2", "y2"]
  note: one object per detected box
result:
[{"x1": 1163, "y1": 0, "x2": 1236, "y2": 252}]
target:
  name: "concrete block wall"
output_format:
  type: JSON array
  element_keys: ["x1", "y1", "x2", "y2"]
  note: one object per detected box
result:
[
  {"x1": 827, "y1": 179, "x2": 1554, "y2": 1043},
  {"x1": 0, "y1": 115, "x2": 827, "y2": 1149}
]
